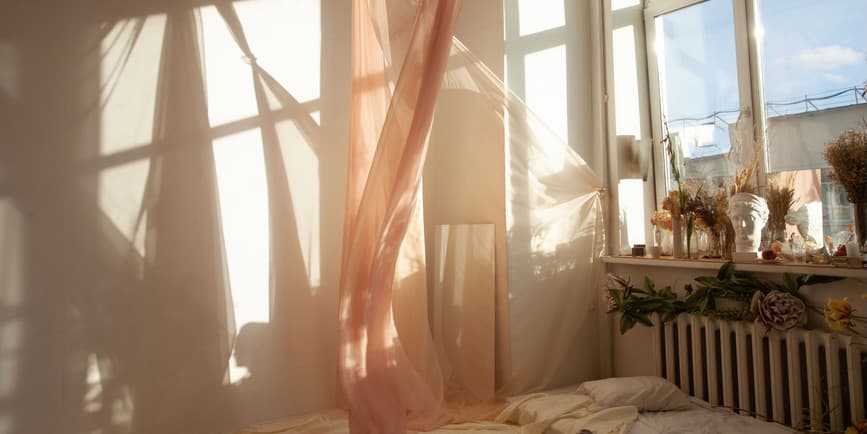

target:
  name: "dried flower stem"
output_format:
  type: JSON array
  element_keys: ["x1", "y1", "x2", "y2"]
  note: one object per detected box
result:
[
  {"x1": 824, "y1": 129, "x2": 867, "y2": 203},
  {"x1": 663, "y1": 119, "x2": 687, "y2": 213},
  {"x1": 767, "y1": 173, "x2": 796, "y2": 238}
]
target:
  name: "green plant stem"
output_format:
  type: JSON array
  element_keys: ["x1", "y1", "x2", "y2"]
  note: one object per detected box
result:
[
  {"x1": 606, "y1": 262, "x2": 845, "y2": 334},
  {"x1": 686, "y1": 214, "x2": 694, "y2": 258}
]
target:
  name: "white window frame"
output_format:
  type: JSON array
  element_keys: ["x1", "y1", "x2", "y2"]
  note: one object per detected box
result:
[{"x1": 643, "y1": 0, "x2": 768, "y2": 202}]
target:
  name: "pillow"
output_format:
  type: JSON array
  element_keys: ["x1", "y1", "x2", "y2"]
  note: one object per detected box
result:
[{"x1": 576, "y1": 376, "x2": 691, "y2": 411}]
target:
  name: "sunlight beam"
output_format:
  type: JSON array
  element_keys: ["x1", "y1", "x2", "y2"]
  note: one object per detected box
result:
[
  {"x1": 276, "y1": 119, "x2": 321, "y2": 290},
  {"x1": 200, "y1": 6, "x2": 259, "y2": 127},
  {"x1": 613, "y1": 26, "x2": 641, "y2": 138},
  {"x1": 96, "y1": 14, "x2": 165, "y2": 252},
  {"x1": 234, "y1": 0, "x2": 321, "y2": 105},
  {"x1": 212, "y1": 129, "x2": 271, "y2": 384},
  {"x1": 524, "y1": 44, "x2": 568, "y2": 171},
  {"x1": 517, "y1": 0, "x2": 565, "y2": 36},
  {"x1": 99, "y1": 15, "x2": 166, "y2": 156}
]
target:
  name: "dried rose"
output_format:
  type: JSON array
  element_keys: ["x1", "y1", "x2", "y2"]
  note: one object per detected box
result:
[
  {"x1": 845, "y1": 419, "x2": 867, "y2": 434},
  {"x1": 825, "y1": 297, "x2": 855, "y2": 332},
  {"x1": 651, "y1": 210, "x2": 673, "y2": 231},
  {"x1": 751, "y1": 291, "x2": 807, "y2": 332}
]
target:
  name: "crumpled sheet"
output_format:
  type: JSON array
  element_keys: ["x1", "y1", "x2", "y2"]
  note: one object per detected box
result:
[
  {"x1": 235, "y1": 393, "x2": 638, "y2": 434},
  {"x1": 628, "y1": 398, "x2": 796, "y2": 434}
]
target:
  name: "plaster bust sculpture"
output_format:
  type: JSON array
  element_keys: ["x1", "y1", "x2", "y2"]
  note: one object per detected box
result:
[
  {"x1": 728, "y1": 193, "x2": 769, "y2": 260},
  {"x1": 784, "y1": 204, "x2": 819, "y2": 245}
]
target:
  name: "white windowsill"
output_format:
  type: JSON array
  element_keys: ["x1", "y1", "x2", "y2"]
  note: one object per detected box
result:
[{"x1": 602, "y1": 255, "x2": 867, "y2": 279}]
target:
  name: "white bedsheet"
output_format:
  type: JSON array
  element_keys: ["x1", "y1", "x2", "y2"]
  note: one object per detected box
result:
[
  {"x1": 235, "y1": 390, "x2": 794, "y2": 434},
  {"x1": 628, "y1": 398, "x2": 796, "y2": 434},
  {"x1": 236, "y1": 390, "x2": 637, "y2": 434}
]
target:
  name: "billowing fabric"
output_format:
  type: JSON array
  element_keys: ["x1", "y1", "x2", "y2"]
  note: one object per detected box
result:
[
  {"x1": 339, "y1": 0, "x2": 464, "y2": 432},
  {"x1": 340, "y1": 0, "x2": 607, "y2": 431}
]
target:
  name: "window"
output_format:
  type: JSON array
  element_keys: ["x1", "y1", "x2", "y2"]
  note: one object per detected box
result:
[
  {"x1": 755, "y1": 0, "x2": 867, "y2": 239},
  {"x1": 644, "y1": 0, "x2": 867, "y2": 244}
]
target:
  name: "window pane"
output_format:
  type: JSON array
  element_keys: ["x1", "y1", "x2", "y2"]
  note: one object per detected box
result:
[
  {"x1": 614, "y1": 25, "x2": 641, "y2": 138},
  {"x1": 757, "y1": 0, "x2": 867, "y2": 241},
  {"x1": 524, "y1": 44, "x2": 568, "y2": 170},
  {"x1": 612, "y1": 0, "x2": 640, "y2": 11},
  {"x1": 618, "y1": 179, "x2": 646, "y2": 250},
  {"x1": 768, "y1": 169, "x2": 854, "y2": 247},
  {"x1": 757, "y1": 0, "x2": 867, "y2": 172},
  {"x1": 518, "y1": 0, "x2": 564, "y2": 36},
  {"x1": 655, "y1": 0, "x2": 740, "y2": 183}
]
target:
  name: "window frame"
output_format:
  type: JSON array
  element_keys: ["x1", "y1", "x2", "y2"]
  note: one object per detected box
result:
[{"x1": 643, "y1": 0, "x2": 767, "y2": 202}]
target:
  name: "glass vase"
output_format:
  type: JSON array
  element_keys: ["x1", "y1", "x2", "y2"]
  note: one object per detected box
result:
[
  {"x1": 672, "y1": 214, "x2": 685, "y2": 258},
  {"x1": 770, "y1": 225, "x2": 787, "y2": 243},
  {"x1": 707, "y1": 231, "x2": 722, "y2": 258},
  {"x1": 685, "y1": 216, "x2": 696, "y2": 259},
  {"x1": 660, "y1": 230, "x2": 673, "y2": 256},
  {"x1": 695, "y1": 230, "x2": 709, "y2": 259}
]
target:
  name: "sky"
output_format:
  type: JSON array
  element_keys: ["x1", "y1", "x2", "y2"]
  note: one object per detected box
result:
[
  {"x1": 758, "y1": 0, "x2": 867, "y2": 114},
  {"x1": 658, "y1": 0, "x2": 867, "y2": 156}
]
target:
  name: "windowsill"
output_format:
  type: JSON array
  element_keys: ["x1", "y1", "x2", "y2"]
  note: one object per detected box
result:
[{"x1": 602, "y1": 255, "x2": 867, "y2": 279}]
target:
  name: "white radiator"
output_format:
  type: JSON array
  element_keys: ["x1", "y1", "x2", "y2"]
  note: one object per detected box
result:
[{"x1": 652, "y1": 313, "x2": 867, "y2": 432}]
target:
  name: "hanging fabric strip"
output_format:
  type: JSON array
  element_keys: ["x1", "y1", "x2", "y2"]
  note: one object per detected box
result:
[
  {"x1": 339, "y1": 0, "x2": 463, "y2": 432},
  {"x1": 339, "y1": 0, "x2": 607, "y2": 430}
]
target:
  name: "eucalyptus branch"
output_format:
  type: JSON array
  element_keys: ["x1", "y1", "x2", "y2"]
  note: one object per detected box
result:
[{"x1": 606, "y1": 262, "x2": 845, "y2": 334}]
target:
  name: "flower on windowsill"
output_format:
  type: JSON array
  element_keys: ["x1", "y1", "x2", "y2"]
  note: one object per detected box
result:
[
  {"x1": 845, "y1": 419, "x2": 867, "y2": 434},
  {"x1": 824, "y1": 129, "x2": 867, "y2": 203},
  {"x1": 651, "y1": 210, "x2": 673, "y2": 231},
  {"x1": 751, "y1": 290, "x2": 807, "y2": 332},
  {"x1": 825, "y1": 297, "x2": 856, "y2": 331}
]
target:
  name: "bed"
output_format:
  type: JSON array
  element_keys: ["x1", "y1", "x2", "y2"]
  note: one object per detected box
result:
[
  {"x1": 235, "y1": 383, "x2": 796, "y2": 434},
  {"x1": 237, "y1": 314, "x2": 865, "y2": 433},
  {"x1": 630, "y1": 398, "x2": 796, "y2": 434}
]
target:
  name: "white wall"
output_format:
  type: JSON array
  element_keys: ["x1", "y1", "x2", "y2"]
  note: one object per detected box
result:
[{"x1": 425, "y1": 0, "x2": 509, "y2": 388}]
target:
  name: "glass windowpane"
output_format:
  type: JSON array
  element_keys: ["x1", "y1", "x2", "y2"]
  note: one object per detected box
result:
[
  {"x1": 757, "y1": 0, "x2": 867, "y2": 240},
  {"x1": 655, "y1": 0, "x2": 741, "y2": 184}
]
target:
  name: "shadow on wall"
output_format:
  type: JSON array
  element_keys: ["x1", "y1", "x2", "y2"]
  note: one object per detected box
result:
[{"x1": 0, "y1": 1, "x2": 350, "y2": 433}]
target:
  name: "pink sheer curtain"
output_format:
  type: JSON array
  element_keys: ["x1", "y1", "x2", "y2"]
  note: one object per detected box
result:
[{"x1": 338, "y1": 0, "x2": 465, "y2": 432}]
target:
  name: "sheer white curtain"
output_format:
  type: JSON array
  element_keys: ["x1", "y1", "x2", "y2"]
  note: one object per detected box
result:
[{"x1": 438, "y1": 40, "x2": 607, "y2": 396}]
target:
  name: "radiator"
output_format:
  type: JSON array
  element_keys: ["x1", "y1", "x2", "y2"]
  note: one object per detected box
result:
[{"x1": 652, "y1": 313, "x2": 867, "y2": 432}]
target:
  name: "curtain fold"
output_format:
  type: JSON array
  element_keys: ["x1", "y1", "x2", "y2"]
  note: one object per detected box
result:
[
  {"x1": 340, "y1": 1, "x2": 608, "y2": 431},
  {"x1": 338, "y1": 0, "x2": 605, "y2": 433},
  {"x1": 338, "y1": 0, "x2": 463, "y2": 432}
]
